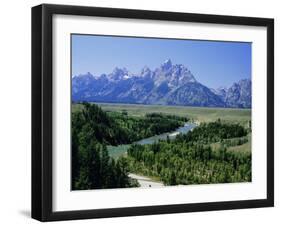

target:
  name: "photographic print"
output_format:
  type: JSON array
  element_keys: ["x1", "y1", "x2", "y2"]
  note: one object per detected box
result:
[
  {"x1": 32, "y1": 4, "x2": 273, "y2": 221},
  {"x1": 71, "y1": 34, "x2": 252, "y2": 190}
]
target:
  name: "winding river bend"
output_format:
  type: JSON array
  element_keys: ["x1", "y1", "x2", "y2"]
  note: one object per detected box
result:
[
  {"x1": 107, "y1": 122, "x2": 197, "y2": 187},
  {"x1": 136, "y1": 122, "x2": 197, "y2": 145}
]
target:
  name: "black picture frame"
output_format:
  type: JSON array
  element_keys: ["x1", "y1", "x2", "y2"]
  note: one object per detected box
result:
[{"x1": 32, "y1": 3, "x2": 274, "y2": 222}]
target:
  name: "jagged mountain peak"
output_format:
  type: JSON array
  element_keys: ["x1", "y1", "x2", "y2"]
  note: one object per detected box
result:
[
  {"x1": 75, "y1": 72, "x2": 94, "y2": 78},
  {"x1": 140, "y1": 66, "x2": 152, "y2": 77},
  {"x1": 108, "y1": 67, "x2": 131, "y2": 80},
  {"x1": 72, "y1": 61, "x2": 251, "y2": 108},
  {"x1": 238, "y1": 78, "x2": 251, "y2": 86},
  {"x1": 213, "y1": 78, "x2": 251, "y2": 108},
  {"x1": 153, "y1": 60, "x2": 197, "y2": 87},
  {"x1": 172, "y1": 64, "x2": 196, "y2": 83},
  {"x1": 161, "y1": 59, "x2": 173, "y2": 71}
]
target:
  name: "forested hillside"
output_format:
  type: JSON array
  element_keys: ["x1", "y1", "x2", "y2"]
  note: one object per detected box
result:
[
  {"x1": 72, "y1": 103, "x2": 188, "y2": 190},
  {"x1": 72, "y1": 103, "x2": 251, "y2": 190}
]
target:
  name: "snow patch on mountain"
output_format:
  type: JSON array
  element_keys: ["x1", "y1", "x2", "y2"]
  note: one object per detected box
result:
[{"x1": 72, "y1": 60, "x2": 251, "y2": 108}]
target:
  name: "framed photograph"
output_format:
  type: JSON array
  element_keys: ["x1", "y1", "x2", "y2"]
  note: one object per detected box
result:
[{"x1": 32, "y1": 4, "x2": 274, "y2": 221}]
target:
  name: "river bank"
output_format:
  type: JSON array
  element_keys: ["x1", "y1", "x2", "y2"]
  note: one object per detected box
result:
[
  {"x1": 108, "y1": 122, "x2": 197, "y2": 187},
  {"x1": 107, "y1": 122, "x2": 197, "y2": 159}
]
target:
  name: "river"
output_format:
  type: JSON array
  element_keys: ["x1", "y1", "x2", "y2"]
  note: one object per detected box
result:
[
  {"x1": 107, "y1": 122, "x2": 197, "y2": 187},
  {"x1": 136, "y1": 122, "x2": 197, "y2": 145},
  {"x1": 108, "y1": 122, "x2": 197, "y2": 158}
]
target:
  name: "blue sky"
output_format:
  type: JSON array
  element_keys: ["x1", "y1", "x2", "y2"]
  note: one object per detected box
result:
[{"x1": 72, "y1": 34, "x2": 251, "y2": 88}]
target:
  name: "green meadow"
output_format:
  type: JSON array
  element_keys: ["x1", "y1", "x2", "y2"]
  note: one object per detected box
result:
[{"x1": 72, "y1": 102, "x2": 251, "y2": 126}]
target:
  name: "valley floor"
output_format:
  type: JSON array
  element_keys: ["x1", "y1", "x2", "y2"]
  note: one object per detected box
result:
[
  {"x1": 72, "y1": 102, "x2": 252, "y2": 190},
  {"x1": 72, "y1": 102, "x2": 251, "y2": 126}
]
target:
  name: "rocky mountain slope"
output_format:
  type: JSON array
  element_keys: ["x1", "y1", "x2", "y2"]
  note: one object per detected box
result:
[{"x1": 72, "y1": 59, "x2": 251, "y2": 108}]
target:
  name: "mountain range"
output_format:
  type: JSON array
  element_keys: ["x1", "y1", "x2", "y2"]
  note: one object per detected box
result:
[{"x1": 72, "y1": 59, "x2": 251, "y2": 108}]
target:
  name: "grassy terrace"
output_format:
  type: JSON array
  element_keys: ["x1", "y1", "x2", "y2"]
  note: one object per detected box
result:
[{"x1": 72, "y1": 102, "x2": 251, "y2": 126}]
